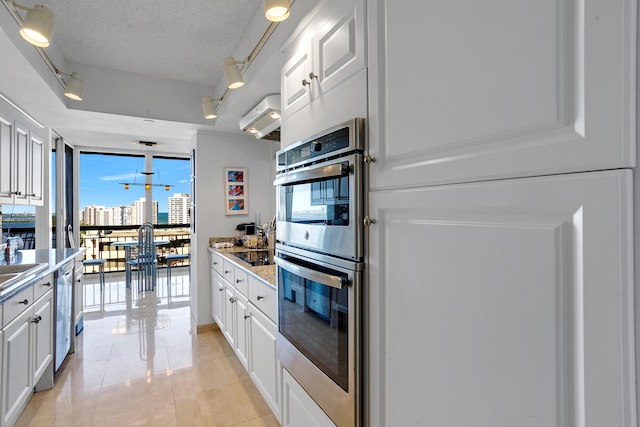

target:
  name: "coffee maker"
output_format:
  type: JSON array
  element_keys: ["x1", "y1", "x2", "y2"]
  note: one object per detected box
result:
[{"x1": 234, "y1": 222, "x2": 255, "y2": 246}]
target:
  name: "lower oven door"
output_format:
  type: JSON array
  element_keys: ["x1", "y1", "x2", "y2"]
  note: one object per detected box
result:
[{"x1": 275, "y1": 246, "x2": 362, "y2": 427}]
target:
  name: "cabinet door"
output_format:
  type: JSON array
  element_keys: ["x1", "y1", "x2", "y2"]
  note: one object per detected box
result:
[
  {"x1": 0, "y1": 114, "x2": 13, "y2": 201},
  {"x1": 13, "y1": 123, "x2": 28, "y2": 204},
  {"x1": 2, "y1": 308, "x2": 32, "y2": 427},
  {"x1": 282, "y1": 368, "x2": 335, "y2": 427},
  {"x1": 367, "y1": 170, "x2": 635, "y2": 427},
  {"x1": 28, "y1": 133, "x2": 44, "y2": 205},
  {"x1": 32, "y1": 291, "x2": 53, "y2": 384},
  {"x1": 234, "y1": 292, "x2": 249, "y2": 370},
  {"x1": 367, "y1": 0, "x2": 636, "y2": 190},
  {"x1": 211, "y1": 270, "x2": 225, "y2": 328},
  {"x1": 281, "y1": 43, "x2": 314, "y2": 120},
  {"x1": 313, "y1": 0, "x2": 366, "y2": 96},
  {"x1": 222, "y1": 283, "x2": 235, "y2": 347},
  {"x1": 248, "y1": 304, "x2": 280, "y2": 421}
]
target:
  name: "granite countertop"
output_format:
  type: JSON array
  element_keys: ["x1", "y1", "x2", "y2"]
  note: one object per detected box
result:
[
  {"x1": 0, "y1": 248, "x2": 85, "y2": 302},
  {"x1": 208, "y1": 242, "x2": 276, "y2": 287}
]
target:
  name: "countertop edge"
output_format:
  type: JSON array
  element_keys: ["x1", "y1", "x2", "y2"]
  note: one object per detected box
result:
[{"x1": 208, "y1": 246, "x2": 276, "y2": 288}]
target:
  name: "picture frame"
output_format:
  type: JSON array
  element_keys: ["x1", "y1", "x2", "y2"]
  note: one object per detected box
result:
[{"x1": 224, "y1": 167, "x2": 248, "y2": 215}]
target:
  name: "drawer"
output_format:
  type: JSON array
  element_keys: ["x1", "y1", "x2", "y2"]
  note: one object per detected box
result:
[
  {"x1": 211, "y1": 252, "x2": 224, "y2": 276},
  {"x1": 248, "y1": 274, "x2": 276, "y2": 322},
  {"x1": 33, "y1": 273, "x2": 54, "y2": 301},
  {"x1": 3, "y1": 285, "x2": 34, "y2": 327},
  {"x1": 222, "y1": 259, "x2": 235, "y2": 284},
  {"x1": 233, "y1": 266, "x2": 248, "y2": 297}
]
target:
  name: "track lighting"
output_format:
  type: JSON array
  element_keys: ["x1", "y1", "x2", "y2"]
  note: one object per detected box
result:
[
  {"x1": 59, "y1": 72, "x2": 84, "y2": 101},
  {"x1": 202, "y1": 96, "x2": 221, "y2": 119},
  {"x1": 223, "y1": 57, "x2": 248, "y2": 89},
  {"x1": 264, "y1": 0, "x2": 290, "y2": 22},
  {"x1": 6, "y1": 1, "x2": 55, "y2": 47}
]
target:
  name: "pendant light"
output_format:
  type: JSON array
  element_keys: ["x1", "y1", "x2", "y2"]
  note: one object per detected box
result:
[
  {"x1": 223, "y1": 57, "x2": 247, "y2": 89},
  {"x1": 264, "y1": 0, "x2": 290, "y2": 22},
  {"x1": 7, "y1": 1, "x2": 55, "y2": 47}
]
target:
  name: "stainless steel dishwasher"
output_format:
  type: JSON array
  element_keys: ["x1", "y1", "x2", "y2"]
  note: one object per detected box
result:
[{"x1": 54, "y1": 260, "x2": 73, "y2": 371}]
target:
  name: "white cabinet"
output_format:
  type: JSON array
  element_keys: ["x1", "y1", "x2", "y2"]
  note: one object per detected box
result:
[
  {"x1": 1, "y1": 289, "x2": 54, "y2": 427},
  {"x1": 0, "y1": 100, "x2": 44, "y2": 206},
  {"x1": 233, "y1": 291, "x2": 249, "y2": 370},
  {"x1": 367, "y1": 0, "x2": 636, "y2": 190},
  {"x1": 73, "y1": 256, "x2": 84, "y2": 336},
  {"x1": 367, "y1": 170, "x2": 635, "y2": 426},
  {"x1": 211, "y1": 268, "x2": 225, "y2": 328},
  {"x1": 280, "y1": 0, "x2": 367, "y2": 147},
  {"x1": 281, "y1": 368, "x2": 335, "y2": 427},
  {"x1": 222, "y1": 281, "x2": 235, "y2": 347},
  {"x1": 248, "y1": 302, "x2": 280, "y2": 422}
]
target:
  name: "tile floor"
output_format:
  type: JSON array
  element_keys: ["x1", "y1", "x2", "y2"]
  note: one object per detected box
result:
[{"x1": 15, "y1": 268, "x2": 278, "y2": 427}]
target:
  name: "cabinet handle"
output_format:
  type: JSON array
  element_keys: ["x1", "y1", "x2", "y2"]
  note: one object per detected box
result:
[
  {"x1": 44, "y1": 282, "x2": 51, "y2": 287},
  {"x1": 256, "y1": 295, "x2": 264, "y2": 300},
  {"x1": 31, "y1": 315, "x2": 42, "y2": 324},
  {"x1": 236, "y1": 279, "x2": 243, "y2": 283},
  {"x1": 27, "y1": 193, "x2": 36, "y2": 197},
  {"x1": 213, "y1": 262, "x2": 218, "y2": 265},
  {"x1": 224, "y1": 270, "x2": 231, "y2": 274},
  {"x1": 219, "y1": 287, "x2": 224, "y2": 292},
  {"x1": 230, "y1": 297, "x2": 237, "y2": 303},
  {"x1": 244, "y1": 315, "x2": 250, "y2": 320},
  {"x1": 10, "y1": 191, "x2": 21, "y2": 195},
  {"x1": 18, "y1": 299, "x2": 28, "y2": 305}
]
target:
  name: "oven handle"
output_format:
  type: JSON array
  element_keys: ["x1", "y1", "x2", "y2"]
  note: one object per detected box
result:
[
  {"x1": 273, "y1": 163, "x2": 348, "y2": 186},
  {"x1": 274, "y1": 256, "x2": 347, "y2": 290}
]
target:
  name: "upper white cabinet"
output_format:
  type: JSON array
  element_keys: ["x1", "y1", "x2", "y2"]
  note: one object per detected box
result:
[
  {"x1": 0, "y1": 100, "x2": 44, "y2": 206},
  {"x1": 367, "y1": 0, "x2": 636, "y2": 190},
  {"x1": 280, "y1": 0, "x2": 367, "y2": 146},
  {"x1": 367, "y1": 170, "x2": 635, "y2": 427}
]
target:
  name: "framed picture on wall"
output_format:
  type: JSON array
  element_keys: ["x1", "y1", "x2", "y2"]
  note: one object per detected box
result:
[{"x1": 224, "y1": 167, "x2": 248, "y2": 215}]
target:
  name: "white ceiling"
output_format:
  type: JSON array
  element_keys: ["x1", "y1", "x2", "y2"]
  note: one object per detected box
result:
[{"x1": 0, "y1": 0, "x2": 314, "y2": 155}]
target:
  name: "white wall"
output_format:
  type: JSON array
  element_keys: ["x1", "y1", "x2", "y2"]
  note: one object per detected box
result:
[{"x1": 190, "y1": 130, "x2": 278, "y2": 326}]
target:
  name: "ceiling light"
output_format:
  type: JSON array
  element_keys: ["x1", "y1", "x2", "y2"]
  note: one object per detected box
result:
[
  {"x1": 264, "y1": 0, "x2": 290, "y2": 22},
  {"x1": 269, "y1": 111, "x2": 281, "y2": 119},
  {"x1": 62, "y1": 72, "x2": 84, "y2": 101},
  {"x1": 202, "y1": 96, "x2": 221, "y2": 119},
  {"x1": 8, "y1": 2, "x2": 55, "y2": 47},
  {"x1": 248, "y1": 128, "x2": 258, "y2": 134},
  {"x1": 223, "y1": 57, "x2": 247, "y2": 89}
]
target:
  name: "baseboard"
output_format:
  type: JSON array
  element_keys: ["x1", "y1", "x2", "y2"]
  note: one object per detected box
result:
[{"x1": 196, "y1": 323, "x2": 219, "y2": 333}]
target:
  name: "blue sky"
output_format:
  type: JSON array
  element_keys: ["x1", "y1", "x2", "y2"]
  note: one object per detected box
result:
[{"x1": 79, "y1": 154, "x2": 191, "y2": 212}]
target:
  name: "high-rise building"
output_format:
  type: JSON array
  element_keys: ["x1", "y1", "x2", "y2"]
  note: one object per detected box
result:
[
  {"x1": 83, "y1": 205, "x2": 108, "y2": 226},
  {"x1": 168, "y1": 193, "x2": 191, "y2": 224},
  {"x1": 112, "y1": 205, "x2": 133, "y2": 226},
  {"x1": 132, "y1": 197, "x2": 158, "y2": 224}
]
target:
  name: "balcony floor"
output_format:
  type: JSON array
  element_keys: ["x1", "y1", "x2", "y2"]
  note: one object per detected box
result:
[{"x1": 15, "y1": 267, "x2": 278, "y2": 427}]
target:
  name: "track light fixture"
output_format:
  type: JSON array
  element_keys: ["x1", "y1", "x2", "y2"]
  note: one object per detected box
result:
[
  {"x1": 223, "y1": 56, "x2": 248, "y2": 89},
  {"x1": 264, "y1": 0, "x2": 290, "y2": 22},
  {"x1": 6, "y1": 1, "x2": 55, "y2": 47},
  {"x1": 58, "y1": 72, "x2": 84, "y2": 101},
  {"x1": 202, "y1": 96, "x2": 221, "y2": 119}
]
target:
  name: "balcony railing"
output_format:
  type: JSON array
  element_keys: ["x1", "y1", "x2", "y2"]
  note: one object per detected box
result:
[{"x1": 1, "y1": 224, "x2": 191, "y2": 274}]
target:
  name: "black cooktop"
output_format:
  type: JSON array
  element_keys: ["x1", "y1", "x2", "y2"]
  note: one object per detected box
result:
[{"x1": 230, "y1": 250, "x2": 274, "y2": 266}]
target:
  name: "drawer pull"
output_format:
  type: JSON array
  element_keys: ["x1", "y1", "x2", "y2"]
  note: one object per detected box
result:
[
  {"x1": 224, "y1": 270, "x2": 231, "y2": 274},
  {"x1": 219, "y1": 287, "x2": 224, "y2": 292},
  {"x1": 18, "y1": 299, "x2": 29, "y2": 305},
  {"x1": 236, "y1": 279, "x2": 243, "y2": 283},
  {"x1": 31, "y1": 315, "x2": 42, "y2": 324},
  {"x1": 230, "y1": 297, "x2": 237, "y2": 303},
  {"x1": 213, "y1": 262, "x2": 218, "y2": 265},
  {"x1": 256, "y1": 295, "x2": 264, "y2": 300},
  {"x1": 44, "y1": 282, "x2": 51, "y2": 287},
  {"x1": 244, "y1": 315, "x2": 250, "y2": 320}
]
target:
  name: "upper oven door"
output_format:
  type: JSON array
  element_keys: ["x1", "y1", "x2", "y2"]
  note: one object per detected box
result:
[{"x1": 274, "y1": 152, "x2": 364, "y2": 260}]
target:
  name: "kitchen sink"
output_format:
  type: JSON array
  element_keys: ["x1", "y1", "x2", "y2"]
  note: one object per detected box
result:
[{"x1": 0, "y1": 263, "x2": 48, "y2": 290}]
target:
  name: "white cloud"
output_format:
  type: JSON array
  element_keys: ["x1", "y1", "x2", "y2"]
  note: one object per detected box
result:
[
  {"x1": 100, "y1": 173, "x2": 138, "y2": 181},
  {"x1": 178, "y1": 179, "x2": 188, "y2": 183}
]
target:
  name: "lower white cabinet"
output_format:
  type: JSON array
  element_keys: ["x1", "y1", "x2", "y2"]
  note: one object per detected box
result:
[
  {"x1": 1, "y1": 289, "x2": 53, "y2": 427},
  {"x1": 222, "y1": 281, "x2": 235, "y2": 348},
  {"x1": 248, "y1": 302, "x2": 280, "y2": 421},
  {"x1": 281, "y1": 368, "x2": 336, "y2": 427},
  {"x1": 233, "y1": 291, "x2": 249, "y2": 370},
  {"x1": 210, "y1": 268, "x2": 225, "y2": 328}
]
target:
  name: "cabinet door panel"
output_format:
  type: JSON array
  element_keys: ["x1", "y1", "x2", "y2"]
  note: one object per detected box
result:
[
  {"x1": 211, "y1": 270, "x2": 225, "y2": 328},
  {"x1": 13, "y1": 124, "x2": 28, "y2": 204},
  {"x1": 33, "y1": 291, "x2": 53, "y2": 383},
  {"x1": 0, "y1": 115, "x2": 13, "y2": 201},
  {"x1": 367, "y1": 171, "x2": 635, "y2": 427},
  {"x1": 234, "y1": 293, "x2": 249, "y2": 370},
  {"x1": 367, "y1": 0, "x2": 636, "y2": 189},
  {"x1": 2, "y1": 308, "x2": 32, "y2": 427},
  {"x1": 282, "y1": 47, "x2": 313, "y2": 119},
  {"x1": 223, "y1": 284, "x2": 235, "y2": 347},
  {"x1": 248, "y1": 304, "x2": 279, "y2": 420},
  {"x1": 29, "y1": 133, "x2": 44, "y2": 205}
]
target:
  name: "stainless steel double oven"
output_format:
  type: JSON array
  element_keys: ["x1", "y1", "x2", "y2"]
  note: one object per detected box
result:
[{"x1": 274, "y1": 118, "x2": 365, "y2": 426}]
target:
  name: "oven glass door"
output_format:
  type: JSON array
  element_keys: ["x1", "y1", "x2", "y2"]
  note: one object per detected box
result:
[
  {"x1": 278, "y1": 161, "x2": 350, "y2": 226},
  {"x1": 277, "y1": 255, "x2": 350, "y2": 391}
]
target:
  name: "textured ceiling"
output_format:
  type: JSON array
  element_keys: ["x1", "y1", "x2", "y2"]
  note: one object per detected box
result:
[{"x1": 33, "y1": 0, "x2": 263, "y2": 86}]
